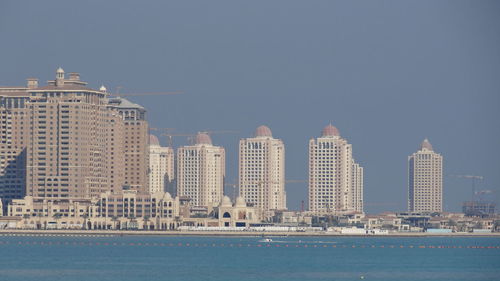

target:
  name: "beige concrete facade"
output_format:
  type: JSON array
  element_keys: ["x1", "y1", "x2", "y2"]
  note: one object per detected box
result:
[
  {"x1": 177, "y1": 133, "x2": 225, "y2": 207},
  {"x1": 238, "y1": 125, "x2": 286, "y2": 214},
  {"x1": 0, "y1": 86, "x2": 30, "y2": 207},
  {"x1": 408, "y1": 139, "x2": 443, "y2": 212},
  {"x1": 108, "y1": 97, "x2": 149, "y2": 194},
  {"x1": 308, "y1": 124, "x2": 364, "y2": 214},
  {"x1": 7, "y1": 190, "x2": 178, "y2": 230},
  {"x1": 148, "y1": 135, "x2": 174, "y2": 194},
  {"x1": 1, "y1": 69, "x2": 149, "y2": 205}
]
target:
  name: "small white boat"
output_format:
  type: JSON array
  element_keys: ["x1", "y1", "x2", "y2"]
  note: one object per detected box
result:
[{"x1": 258, "y1": 238, "x2": 273, "y2": 243}]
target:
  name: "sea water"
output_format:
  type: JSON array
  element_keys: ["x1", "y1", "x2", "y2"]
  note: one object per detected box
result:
[{"x1": 0, "y1": 235, "x2": 499, "y2": 281}]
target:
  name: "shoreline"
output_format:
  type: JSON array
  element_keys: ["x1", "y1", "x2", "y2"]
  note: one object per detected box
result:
[{"x1": 1, "y1": 229, "x2": 500, "y2": 238}]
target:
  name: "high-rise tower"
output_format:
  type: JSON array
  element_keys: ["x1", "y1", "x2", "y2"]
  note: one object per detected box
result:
[
  {"x1": 239, "y1": 125, "x2": 286, "y2": 213},
  {"x1": 408, "y1": 139, "x2": 443, "y2": 212},
  {"x1": 308, "y1": 124, "x2": 363, "y2": 213},
  {"x1": 148, "y1": 134, "x2": 174, "y2": 194},
  {"x1": 177, "y1": 132, "x2": 225, "y2": 207}
]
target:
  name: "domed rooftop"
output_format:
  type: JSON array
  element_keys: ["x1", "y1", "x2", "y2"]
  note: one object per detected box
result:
[
  {"x1": 99, "y1": 85, "x2": 107, "y2": 92},
  {"x1": 56, "y1": 67, "x2": 64, "y2": 73},
  {"x1": 235, "y1": 196, "x2": 246, "y2": 208},
  {"x1": 221, "y1": 196, "x2": 232, "y2": 207},
  {"x1": 420, "y1": 138, "x2": 433, "y2": 151},
  {"x1": 321, "y1": 124, "x2": 340, "y2": 137},
  {"x1": 255, "y1": 125, "x2": 273, "y2": 138},
  {"x1": 149, "y1": 134, "x2": 160, "y2": 146},
  {"x1": 195, "y1": 132, "x2": 212, "y2": 145}
]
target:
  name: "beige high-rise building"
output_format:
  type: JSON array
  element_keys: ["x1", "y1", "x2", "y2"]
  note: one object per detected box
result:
[
  {"x1": 1, "y1": 68, "x2": 149, "y2": 203},
  {"x1": 408, "y1": 139, "x2": 443, "y2": 213},
  {"x1": 177, "y1": 132, "x2": 225, "y2": 207},
  {"x1": 25, "y1": 69, "x2": 123, "y2": 199},
  {"x1": 239, "y1": 125, "x2": 286, "y2": 213},
  {"x1": 108, "y1": 97, "x2": 149, "y2": 194},
  {"x1": 308, "y1": 124, "x2": 363, "y2": 214},
  {"x1": 148, "y1": 134, "x2": 174, "y2": 194},
  {"x1": 0, "y1": 84, "x2": 31, "y2": 208}
]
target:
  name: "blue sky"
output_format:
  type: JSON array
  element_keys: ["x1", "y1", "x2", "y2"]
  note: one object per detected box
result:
[{"x1": 1, "y1": 0, "x2": 499, "y2": 213}]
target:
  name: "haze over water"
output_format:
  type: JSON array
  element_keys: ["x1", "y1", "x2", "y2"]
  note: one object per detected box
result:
[{"x1": 0, "y1": 235, "x2": 499, "y2": 281}]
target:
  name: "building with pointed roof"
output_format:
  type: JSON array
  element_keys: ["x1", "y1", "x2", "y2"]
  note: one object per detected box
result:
[
  {"x1": 239, "y1": 125, "x2": 286, "y2": 216},
  {"x1": 177, "y1": 132, "x2": 225, "y2": 207},
  {"x1": 148, "y1": 134, "x2": 174, "y2": 195},
  {"x1": 308, "y1": 124, "x2": 364, "y2": 214},
  {"x1": 408, "y1": 138, "x2": 443, "y2": 212}
]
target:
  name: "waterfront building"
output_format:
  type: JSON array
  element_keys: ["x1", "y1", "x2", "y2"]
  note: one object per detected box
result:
[
  {"x1": 148, "y1": 134, "x2": 174, "y2": 194},
  {"x1": 177, "y1": 132, "x2": 225, "y2": 207},
  {"x1": 308, "y1": 124, "x2": 364, "y2": 214},
  {"x1": 0, "y1": 68, "x2": 149, "y2": 203},
  {"x1": 7, "y1": 190, "x2": 179, "y2": 230},
  {"x1": 108, "y1": 97, "x2": 149, "y2": 194},
  {"x1": 408, "y1": 139, "x2": 443, "y2": 212},
  {"x1": 0, "y1": 83, "x2": 30, "y2": 208},
  {"x1": 238, "y1": 125, "x2": 286, "y2": 214}
]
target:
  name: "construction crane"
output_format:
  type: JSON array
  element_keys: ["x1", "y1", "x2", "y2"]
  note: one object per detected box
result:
[
  {"x1": 110, "y1": 86, "x2": 184, "y2": 98},
  {"x1": 161, "y1": 129, "x2": 239, "y2": 147},
  {"x1": 450, "y1": 174, "x2": 484, "y2": 201}
]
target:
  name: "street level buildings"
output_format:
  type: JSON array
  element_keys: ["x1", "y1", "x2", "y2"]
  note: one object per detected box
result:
[
  {"x1": 239, "y1": 125, "x2": 286, "y2": 214},
  {"x1": 308, "y1": 124, "x2": 364, "y2": 214},
  {"x1": 408, "y1": 139, "x2": 443, "y2": 212},
  {"x1": 177, "y1": 132, "x2": 225, "y2": 207},
  {"x1": 148, "y1": 134, "x2": 174, "y2": 194}
]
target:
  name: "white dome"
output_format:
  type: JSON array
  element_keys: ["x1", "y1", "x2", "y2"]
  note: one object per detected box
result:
[
  {"x1": 99, "y1": 85, "x2": 107, "y2": 92},
  {"x1": 221, "y1": 196, "x2": 232, "y2": 207},
  {"x1": 235, "y1": 196, "x2": 246, "y2": 208}
]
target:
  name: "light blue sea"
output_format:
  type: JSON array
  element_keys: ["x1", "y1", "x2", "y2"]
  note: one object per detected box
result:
[{"x1": 0, "y1": 235, "x2": 499, "y2": 281}]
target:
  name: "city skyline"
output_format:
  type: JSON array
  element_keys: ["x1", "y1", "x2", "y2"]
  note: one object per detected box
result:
[{"x1": 1, "y1": 1, "x2": 499, "y2": 213}]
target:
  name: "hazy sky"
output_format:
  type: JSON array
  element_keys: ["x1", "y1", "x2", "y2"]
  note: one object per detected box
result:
[{"x1": 1, "y1": 0, "x2": 499, "y2": 213}]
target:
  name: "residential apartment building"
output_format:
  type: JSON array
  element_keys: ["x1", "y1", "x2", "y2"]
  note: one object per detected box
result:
[
  {"x1": 148, "y1": 134, "x2": 174, "y2": 194},
  {"x1": 0, "y1": 83, "x2": 31, "y2": 209},
  {"x1": 177, "y1": 132, "x2": 225, "y2": 207},
  {"x1": 408, "y1": 139, "x2": 443, "y2": 212},
  {"x1": 239, "y1": 125, "x2": 286, "y2": 213},
  {"x1": 1, "y1": 68, "x2": 148, "y2": 204},
  {"x1": 308, "y1": 124, "x2": 363, "y2": 214},
  {"x1": 108, "y1": 97, "x2": 149, "y2": 194}
]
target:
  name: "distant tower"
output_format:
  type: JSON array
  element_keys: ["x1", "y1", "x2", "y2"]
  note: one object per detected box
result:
[
  {"x1": 177, "y1": 132, "x2": 225, "y2": 207},
  {"x1": 55, "y1": 67, "x2": 65, "y2": 87},
  {"x1": 148, "y1": 134, "x2": 174, "y2": 194},
  {"x1": 308, "y1": 124, "x2": 363, "y2": 214},
  {"x1": 239, "y1": 125, "x2": 286, "y2": 214},
  {"x1": 408, "y1": 139, "x2": 443, "y2": 213}
]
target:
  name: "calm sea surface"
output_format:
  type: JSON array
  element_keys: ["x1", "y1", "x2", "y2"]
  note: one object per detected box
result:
[{"x1": 0, "y1": 235, "x2": 499, "y2": 281}]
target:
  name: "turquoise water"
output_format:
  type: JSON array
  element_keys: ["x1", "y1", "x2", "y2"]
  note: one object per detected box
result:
[{"x1": 0, "y1": 235, "x2": 499, "y2": 281}]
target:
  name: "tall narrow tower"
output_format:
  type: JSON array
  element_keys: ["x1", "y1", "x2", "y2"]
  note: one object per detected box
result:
[
  {"x1": 239, "y1": 125, "x2": 286, "y2": 213},
  {"x1": 408, "y1": 139, "x2": 443, "y2": 212},
  {"x1": 308, "y1": 124, "x2": 363, "y2": 214},
  {"x1": 177, "y1": 132, "x2": 225, "y2": 207},
  {"x1": 148, "y1": 134, "x2": 174, "y2": 194}
]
